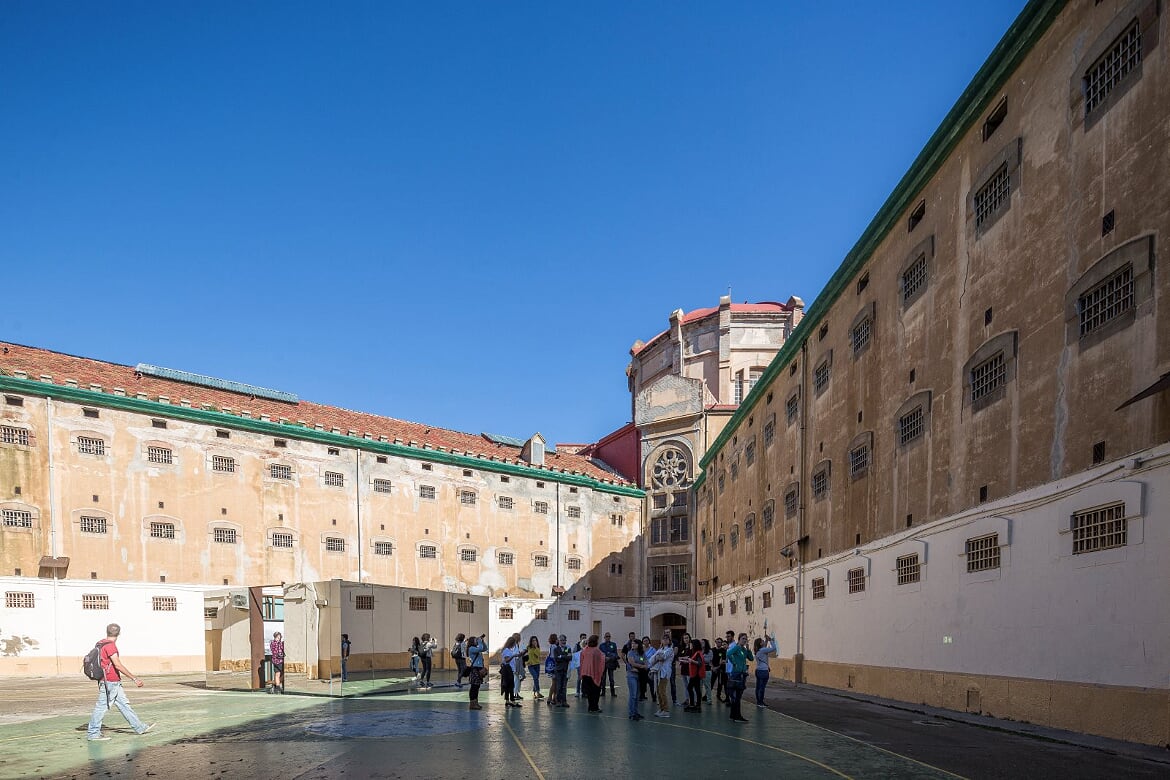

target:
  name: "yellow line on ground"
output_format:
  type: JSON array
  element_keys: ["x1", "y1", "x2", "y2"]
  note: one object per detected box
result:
[{"x1": 502, "y1": 713, "x2": 547, "y2": 780}]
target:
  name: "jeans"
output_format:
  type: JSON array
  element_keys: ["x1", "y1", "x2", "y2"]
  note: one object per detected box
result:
[
  {"x1": 528, "y1": 665, "x2": 541, "y2": 694},
  {"x1": 553, "y1": 670, "x2": 569, "y2": 704},
  {"x1": 421, "y1": 655, "x2": 433, "y2": 685},
  {"x1": 755, "y1": 668, "x2": 770, "y2": 705},
  {"x1": 702, "y1": 669, "x2": 712, "y2": 700},
  {"x1": 341, "y1": 657, "x2": 349, "y2": 681},
  {"x1": 88, "y1": 681, "x2": 147, "y2": 738},
  {"x1": 602, "y1": 665, "x2": 616, "y2": 692},
  {"x1": 728, "y1": 672, "x2": 747, "y2": 719},
  {"x1": 626, "y1": 672, "x2": 641, "y2": 716},
  {"x1": 575, "y1": 668, "x2": 582, "y2": 696}
]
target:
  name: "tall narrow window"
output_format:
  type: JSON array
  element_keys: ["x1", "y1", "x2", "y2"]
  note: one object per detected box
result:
[
  {"x1": 896, "y1": 554, "x2": 921, "y2": 585},
  {"x1": 902, "y1": 254, "x2": 928, "y2": 303},
  {"x1": 970, "y1": 352, "x2": 1007, "y2": 403},
  {"x1": 899, "y1": 407, "x2": 924, "y2": 445},
  {"x1": 1084, "y1": 20, "x2": 1142, "y2": 116},
  {"x1": 974, "y1": 164, "x2": 1011, "y2": 229}
]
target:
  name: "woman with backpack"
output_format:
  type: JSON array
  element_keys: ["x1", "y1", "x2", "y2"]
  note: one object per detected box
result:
[
  {"x1": 544, "y1": 633, "x2": 559, "y2": 706},
  {"x1": 451, "y1": 633, "x2": 467, "y2": 689},
  {"x1": 525, "y1": 636, "x2": 544, "y2": 699}
]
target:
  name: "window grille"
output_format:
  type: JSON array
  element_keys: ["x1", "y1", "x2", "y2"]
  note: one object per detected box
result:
[
  {"x1": 718, "y1": 474, "x2": 725, "y2": 493},
  {"x1": 744, "y1": 515, "x2": 755, "y2": 540},
  {"x1": 150, "y1": 521, "x2": 176, "y2": 539},
  {"x1": 1, "y1": 426, "x2": 30, "y2": 446},
  {"x1": 744, "y1": 595, "x2": 754, "y2": 613},
  {"x1": 730, "y1": 462, "x2": 738, "y2": 481},
  {"x1": 971, "y1": 352, "x2": 1007, "y2": 403},
  {"x1": 730, "y1": 526, "x2": 739, "y2": 549},
  {"x1": 204, "y1": 607, "x2": 219, "y2": 619},
  {"x1": 460, "y1": 490, "x2": 477, "y2": 506},
  {"x1": 1085, "y1": 20, "x2": 1141, "y2": 115},
  {"x1": 762, "y1": 591, "x2": 772, "y2": 608},
  {"x1": 965, "y1": 533, "x2": 1001, "y2": 572},
  {"x1": 459, "y1": 547, "x2": 477, "y2": 563},
  {"x1": 896, "y1": 553, "x2": 921, "y2": 585},
  {"x1": 717, "y1": 603, "x2": 724, "y2": 616},
  {"x1": 270, "y1": 464, "x2": 292, "y2": 480},
  {"x1": 784, "y1": 585, "x2": 795, "y2": 605},
  {"x1": 147, "y1": 446, "x2": 173, "y2": 465},
  {"x1": 566, "y1": 557, "x2": 582, "y2": 571},
  {"x1": 374, "y1": 541, "x2": 393, "y2": 556},
  {"x1": 852, "y1": 317, "x2": 872, "y2": 354},
  {"x1": 498, "y1": 496, "x2": 514, "y2": 510},
  {"x1": 498, "y1": 551, "x2": 515, "y2": 566},
  {"x1": 1072, "y1": 502, "x2": 1127, "y2": 554},
  {"x1": 566, "y1": 506, "x2": 581, "y2": 518},
  {"x1": 535, "y1": 608, "x2": 548, "y2": 620},
  {"x1": 409, "y1": 597, "x2": 428, "y2": 611},
  {"x1": 372, "y1": 478, "x2": 392, "y2": 494},
  {"x1": 745, "y1": 440, "x2": 756, "y2": 465},
  {"x1": 213, "y1": 527, "x2": 237, "y2": 544},
  {"x1": 812, "y1": 469, "x2": 829, "y2": 499},
  {"x1": 78, "y1": 436, "x2": 106, "y2": 456},
  {"x1": 458, "y1": 598, "x2": 475, "y2": 613},
  {"x1": 899, "y1": 407, "x2": 924, "y2": 445},
  {"x1": 534, "y1": 500, "x2": 549, "y2": 514},
  {"x1": 82, "y1": 594, "x2": 109, "y2": 610},
  {"x1": 848, "y1": 567, "x2": 866, "y2": 594},
  {"x1": 902, "y1": 254, "x2": 928, "y2": 302},
  {"x1": 811, "y1": 577, "x2": 826, "y2": 600},
  {"x1": 974, "y1": 164, "x2": 1010, "y2": 228},
  {"x1": 419, "y1": 485, "x2": 436, "y2": 500},
  {"x1": 272, "y1": 532, "x2": 294, "y2": 549},
  {"x1": 786, "y1": 395, "x2": 799, "y2": 423},
  {"x1": 7, "y1": 591, "x2": 36, "y2": 609},
  {"x1": 499, "y1": 607, "x2": 514, "y2": 619},
  {"x1": 670, "y1": 563, "x2": 689, "y2": 592},
  {"x1": 785, "y1": 489, "x2": 798, "y2": 517},
  {"x1": 325, "y1": 537, "x2": 345, "y2": 552},
  {"x1": 849, "y1": 445, "x2": 870, "y2": 479},
  {"x1": 419, "y1": 544, "x2": 437, "y2": 559},
  {"x1": 730, "y1": 600, "x2": 738, "y2": 615},
  {"x1": 534, "y1": 554, "x2": 549, "y2": 568},
  {"x1": 611, "y1": 513, "x2": 624, "y2": 526},
  {"x1": 762, "y1": 502, "x2": 775, "y2": 529},
  {"x1": 1078, "y1": 264, "x2": 1134, "y2": 338},
  {"x1": 814, "y1": 361, "x2": 831, "y2": 394},
  {"x1": 212, "y1": 455, "x2": 235, "y2": 473},
  {"x1": 152, "y1": 596, "x2": 178, "y2": 612},
  {"x1": 80, "y1": 515, "x2": 107, "y2": 534},
  {"x1": 2, "y1": 509, "x2": 33, "y2": 528},
  {"x1": 763, "y1": 419, "x2": 775, "y2": 446},
  {"x1": 355, "y1": 595, "x2": 374, "y2": 610},
  {"x1": 324, "y1": 471, "x2": 344, "y2": 487},
  {"x1": 734, "y1": 375, "x2": 745, "y2": 404},
  {"x1": 567, "y1": 609, "x2": 581, "y2": 621}
]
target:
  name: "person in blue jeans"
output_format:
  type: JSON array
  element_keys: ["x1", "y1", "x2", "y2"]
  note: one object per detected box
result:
[
  {"x1": 341, "y1": 634, "x2": 351, "y2": 681},
  {"x1": 87, "y1": 623, "x2": 155, "y2": 741},
  {"x1": 753, "y1": 634, "x2": 777, "y2": 706},
  {"x1": 624, "y1": 638, "x2": 648, "y2": 720},
  {"x1": 725, "y1": 632, "x2": 754, "y2": 723}
]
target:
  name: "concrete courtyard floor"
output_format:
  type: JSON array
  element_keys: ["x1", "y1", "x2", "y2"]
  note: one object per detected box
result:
[{"x1": 0, "y1": 673, "x2": 1166, "y2": 780}]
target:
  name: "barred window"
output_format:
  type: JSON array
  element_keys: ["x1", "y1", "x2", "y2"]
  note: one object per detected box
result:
[
  {"x1": 2, "y1": 509, "x2": 33, "y2": 528},
  {"x1": 1084, "y1": 20, "x2": 1141, "y2": 116},
  {"x1": 762, "y1": 591, "x2": 772, "y2": 608},
  {"x1": 730, "y1": 525, "x2": 739, "y2": 549},
  {"x1": 974, "y1": 164, "x2": 1010, "y2": 229},
  {"x1": 1, "y1": 426, "x2": 30, "y2": 446},
  {"x1": 150, "y1": 521, "x2": 176, "y2": 540},
  {"x1": 899, "y1": 406, "x2": 924, "y2": 445},
  {"x1": 813, "y1": 360, "x2": 831, "y2": 394},
  {"x1": 849, "y1": 444, "x2": 870, "y2": 479},
  {"x1": 204, "y1": 607, "x2": 219, "y2": 619},
  {"x1": 457, "y1": 598, "x2": 475, "y2": 613},
  {"x1": 784, "y1": 488, "x2": 798, "y2": 517},
  {"x1": 82, "y1": 594, "x2": 109, "y2": 610},
  {"x1": 498, "y1": 496, "x2": 514, "y2": 510},
  {"x1": 744, "y1": 514, "x2": 755, "y2": 540},
  {"x1": 745, "y1": 440, "x2": 756, "y2": 466},
  {"x1": 372, "y1": 478, "x2": 392, "y2": 494},
  {"x1": 419, "y1": 485, "x2": 436, "y2": 500},
  {"x1": 6, "y1": 591, "x2": 34, "y2": 608},
  {"x1": 535, "y1": 608, "x2": 548, "y2": 620},
  {"x1": 1072, "y1": 502, "x2": 1127, "y2": 554},
  {"x1": 152, "y1": 596, "x2": 178, "y2": 612},
  {"x1": 670, "y1": 563, "x2": 689, "y2": 592},
  {"x1": 567, "y1": 609, "x2": 581, "y2": 621},
  {"x1": 763, "y1": 418, "x2": 775, "y2": 447},
  {"x1": 419, "y1": 544, "x2": 437, "y2": 559},
  {"x1": 718, "y1": 474, "x2": 725, "y2": 493},
  {"x1": 730, "y1": 461, "x2": 739, "y2": 482},
  {"x1": 965, "y1": 533, "x2": 1001, "y2": 572},
  {"x1": 498, "y1": 551, "x2": 515, "y2": 566},
  {"x1": 784, "y1": 585, "x2": 795, "y2": 605},
  {"x1": 970, "y1": 352, "x2": 1007, "y2": 403},
  {"x1": 533, "y1": 554, "x2": 549, "y2": 568},
  {"x1": 651, "y1": 566, "x2": 668, "y2": 592},
  {"x1": 409, "y1": 596, "x2": 428, "y2": 611},
  {"x1": 848, "y1": 567, "x2": 866, "y2": 594},
  {"x1": 896, "y1": 553, "x2": 921, "y2": 585},
  {"x1": 812, "y1": 468, "x2": 829, "y2": 500},
  {"x1": 534, "y1": 500, "x2": 549, "y2": 514},
  {"x1": 744, "y1": 595, "x2": 754, "y2": 613},
  {"x1": 762, "y1": 501, "x2": 775, "y2": 529},
  {"x1": 212, "y1": 455, "x2": 235, "y2": 473},
  {"x1": 851, "y1": 317, "x2": 872, "y2": 355},
  {"x1": 355, "y1": 595, "x2": 374, "y2": 610},
  {"x1": 499, "y1": 607, "x2": 514, "y2": 619},
  {"x1": 460, "y1": 547, "x2": 478, "y2": 563},
  {"x1": 1078, "y1": 264, "x2": 1134, "y2": 339},
  {"x1": 460, "y1": 490, "x2": 477, "y2": 506},
  {"x1": 566, "y1": 506, "x2": 581, "y2": 519},
  {"x1": 902, "y1": 254, "x2": 928, "y2": 303},
  {"x1": 566, "y1": 557, "x2": 582, "y2": 571},
  {"x1": 374, "y1": 541, "x2": 393, "y2": 556},
  {"x1": 325, "y1": 537, "x2": 345, "y2": 552},
  {"x1": 270, "y1": 464, "x2": 292, "y2": 480},
  {"x1": 213, "y1": 527, "x2": 237, "y2": 544},
  {"x1": 611, "y1": 513, "x2": 624, "y2": 526},
  {"x1": 811, "y1": 577, "x2": 826, "y2": 600},
  {"x1": 717, "y1": 603, "x2": 724, "y2": 616},
  {"x1": 147, "y1": 446, "x2": 173, "y2": 465},
  {"x1": 786, "y1": 394, "x2": 799, "y2": 423},
  {"x1": 80, "y1": 515, "x2": 107, "y2": 534},
  {"x1": 324, "y1": 471, "x2": 344, "y2": 487},
  {"x1": 272, "y1": 532, "x2": 294, "y2": 549},
  {"x1": 78, "y1": 436, "x2": 106, "y2": 456}
]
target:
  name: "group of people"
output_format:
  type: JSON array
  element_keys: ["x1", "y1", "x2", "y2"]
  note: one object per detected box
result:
[{"x1": 408, "y1": 633, "x2": 439, "y2": 688}]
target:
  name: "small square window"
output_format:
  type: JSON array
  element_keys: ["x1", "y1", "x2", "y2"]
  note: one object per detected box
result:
[
  {"x1": 409, "y1": 596, "x2": 428, "y2": 611},
  {"x1": 498, "y1": 495, "x2": 514, "y2": 510},
  {"x1": 534, "y1": 554, "x2": 549, "y2": 568},
  {"x1": 567, "y1": 609, "x2": 581, "y2": 621},
  {"x1": 324, "y1": 471, "x2": 345, "y2": 487},
  {"x1": 147, "y1": 446, "x2": 173, "y2": 465},
  {"x1": 566, "y1": 506, "x2": 581, "y2": 519},
  {"x1": 355, "y1": 594, "x2": 374, "y2": 610},
  {"x1": 151, "y1": 419, "x2": 167, "y2": 429},
  {"x1": 274, "y1": 438, "x2": 287, "y2": 448},
  {"x1": 460, "y1": 547, "x2": 478, "y2": 563},
  {"x1": 4, "y1": 396, "x2": 23, "y2": 407},
  {"x1": 534, "y1": 500, "x2": 549, "y2": 514},
  {"x1": 419, "y1": 485, "x2": 436, "y2": 500},
  {"x1": 327, "y1": 447, "x2": 340, "y2": 456},
  {"x1": 374, "y1": 541, "x2": 393, "y2": 556},
  {"x1": 896, "y1": 553, "x2": 921, "y2": 585},
  {"x1": 213, "y1": 527, "x2": 237, "y2": 544},
  {"x1": 462, "y1": 469, "x2": 473, "y2": 477},
  {"x1": 272, "y1": 532, "x2": 294, "y2": 548},
  {"x1": 419, "y1": 544, "x2": 438, "y2": 559},
  {"x1": 457, "y1": 598, "x2": 474, "y2": 613},
  {"x1": 982, "y1": 97, "x2": 1007, "y2": 142},
  {"x1": 83, "y1": 408, "x2": 99, "y2": 419},
  {"x1": 499, "y1": 607, "x2": 514, "y2": 620},
  {"x1": 376, "y1": 455, "x2": 387, "y2": 464},
  {"x1": 216, "y1": 430, "x2": 230, "y2": 439},
  {"x1": 325, "y1": 537, "x2": 345, "y2": 552},
  {"x1": 373, "y1": 478, "x2": 392, "y2": 494},
  {"x1": 270, "y1": 464, "x2": 292, "y2": 480},
  {"x1": 908, "y1": 200, "x2": 926, "y2": 232},
  {"x1": 498, "y1": 551, "x2": 514, "y2": 566},
  {"x1": 566, "y1": 557, "x2": 582, "y2": 571},
  {"x1": 152, "y1": 596, "x2": 178, "y2": 612}
]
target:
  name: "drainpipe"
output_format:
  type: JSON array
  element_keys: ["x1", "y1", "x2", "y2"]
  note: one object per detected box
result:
[
  {"x1": 555, "y1": 483, "x2": 561, "y2": 590},
  {"x1": 795, "y1": 341, "x2": 808, "y2": 684},
  {"x1": 46, "y1": 396, "x2": 61, "y2": 674},
  {"x1": 354, "y1": 448, "x2": 362, "y2": 584}
]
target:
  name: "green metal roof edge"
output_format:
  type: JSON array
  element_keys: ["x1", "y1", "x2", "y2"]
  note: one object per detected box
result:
[
  {"x1": 697, "y1": 0, "x2": 1067, "y2": 475},
  {"x1": 0, "y1": 375, "x2": 645, "y2": 499}
]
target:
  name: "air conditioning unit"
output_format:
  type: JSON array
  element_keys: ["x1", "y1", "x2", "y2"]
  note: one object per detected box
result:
[{"x1": 231, "y1": 594, "x2": 248, "y2": 609}]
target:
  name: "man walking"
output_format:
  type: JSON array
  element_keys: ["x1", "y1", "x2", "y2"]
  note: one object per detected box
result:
[{"x1": 86, "y1": 623, "x2": 154, "y2": 741}]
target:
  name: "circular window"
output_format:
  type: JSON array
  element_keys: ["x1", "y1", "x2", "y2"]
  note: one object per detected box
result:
[{"x1": 651, "y1": 448, "x2": 690, "y2": 489}]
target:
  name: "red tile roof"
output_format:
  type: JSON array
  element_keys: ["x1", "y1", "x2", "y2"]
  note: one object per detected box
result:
[{"x1": 0, "y1": 341, "x2": 634, "y2": 487}]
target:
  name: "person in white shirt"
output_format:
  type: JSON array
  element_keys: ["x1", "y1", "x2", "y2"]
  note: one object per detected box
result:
[
  {"x1": 651, "y1": 632, "x2": 675, "y2": 717},
  {"x1": 752, "y1": 634, "x2": 778, "y2": 707}
]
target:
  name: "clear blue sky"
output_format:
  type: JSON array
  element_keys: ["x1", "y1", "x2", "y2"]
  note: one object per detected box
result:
[{"x1": 1, "y1": 1, "x2": 1027, "y2": 444}]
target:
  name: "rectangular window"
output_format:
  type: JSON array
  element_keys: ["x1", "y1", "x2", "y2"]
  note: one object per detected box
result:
[
  {"x1": 784, "y1": 585, "x2": 796, "y2": 605},
  {"x1": 1085, "y1": 20, "x2": 1141, "y2": 115},
  {"x1": 971, "y1": 352, "x2": 1007, "y2": 403},
  {"x1": 787, "y1": 394, "x2": 800, "y2": 423},
  {"x1": 1072, "y1": 502, "x2": 1127, "y2": 554},
  {"x1": 651, "y1": 566, "x2": 668, "y2": 593},
  {"x1": 745, "y1": 440, "x2": 756, "y2": 466},
  {"x1": 460, "y1": 547, "x2": 478, "y2": 563},
  {"x1": 324, "y1": 471, "x2": 344, "y2": 487},
  {"x1": 409, "y1": 597, "x2": 428, "y2": 611},
  {"x1": 812, "y1": 469, "x2": 829, "y2": 499},
  {"x1": 498, "y1": 496, "x2": 514, "y2": 510},
  {"x1": 851, "y1": 317, "x2": 872, "y2": 354},
  {"x1": 2, "y1": 509, "x2": 33, "y2": 528},
  {"x1": 899, "y1": 407, "x2": 924, "y2": 445},
  {"x1": 419, "y1": 485, "x2": 436, "y2": 500},
  {"x1": 374, "y1": 541, "x2": 394, "y2": 556},
  {"x1": 896, "y1": 553, "x2": 921, "y2": 585},
  {"x1": 534, "y1": 500, "x2": 549, "y2": 514},
  {"x1": 730, "y1": 600, "x2": 737, "y2": 615},
  {"x1": 847, "y1": 567, "x2": 866, "y2": 594},
  {"x1": 150, "y1": 521, "x2": 176, "y2": 540},
  {"x1": 457, "y1": 598, "x2": 474, "y2": 614},
  {"x1": 327, "y1": 447, "x2": 339, "y2": 456},
  {"x1": 744, "y1": 595, "x2": 754, "y2": 613},
  {"x1": 974, "y1": 164, "x2": 1010, "y2": 229},
  {"x1": 762, "y1": 591, "x2": 772, "y2": 608},
  {"x1": 499, "y1": 607, "x2": 514, "y2": 619},
  {"x1": 498, "y1": 551, "x2": 515, "y2": 566},
  {"x1": 566, "y1": 506, "x2": 581, "y2": 518},
  {"x1": 811, "y1": 577, "x2": 826, "y2": 600},
  {"x1": 212, "y1": 455, "x2": 235, "y2": 473},
  {"x1": 204, "y1": 607, "x2": 219, "y2": 619},
  {"x1": 670, "y1": 563, "x2": 689, "y2": 592},
  {"x1": 80, "y1": 515, "x2": 107, "y2": 534},
  {"x1": 566, "y1": 557, "x2": 582, "y2": 571},
  {"x1": 373, "y1": 478, "x2": 392, "y2": 494},
  {"x1": 270, "y1": 464, "x2": 292, "y2": 480},
  {"x1": 965, "y1": 533, "x2": 1001, "y2": 572},
  {"x1": 534, "y1": 554, "x2": 549, "y2": 568},
  {"x1": 460, "y1": 490, "x2": 477, "y2": 506},
  {"x1": 147, "y1": 446, "x2": 173, "y2": 465},
  {"x1": 567, "y1": 609, "x2": 581, "y2": 621},
  {"x1": 535, "y1": 608, "x2": 548, "y2": 620},
  {"x1": 717, "y1": 603, "x2": 724, "y2": 616},
  {"x1": 4, "y1": 396, "x2": 23, "y2": 407},
  {"x1": 213, "y1": 527, "x2": 237, "y2": 544},
  {"x1": 813, "y1": 361, "x2": 831, "y2": 394},
  {"x1": 272, "y1": 532, "x2": 294, "y2": 549},
  {"x1": 671, "y1": 516, "x2": 689, "y2": 543},
  {"x1": 763, "y1": 419, "x2": 775, "y2": 447},
  {"x1": 152, "y1": 596, "x2": 178, "y2": 612},
  {"x1": 902, "y1": 254, "x2": 928, "y2": 303},
  {"x1": 1, "y1": 426, "x2": 30, "y2": 446},
  {"x1": 355, "y1": 595, "x2": 374, "y2": 610},
  {"x1": 1078, "y1": 264, "x2": 1134, "y2": 338},
  {"x1": 6, "y1": 591, "x2": 34, "y2": 608},
  {"x1": 83, "y1": 408, "x2": 99, "y2": 419},
  {"x1": 624, "y1": 606, "x2": 636, "y2": 617},
  {"x1": 419, "y1": 544, "x2": 437, "y2": 559},
  {"x1": 762, "y1": 502, "x2": 774, "y2": 529},
  {"x1": 849, "y1": 445, "x2": 870, "y2": 479},
  {"x1": 82, "y1": 594, "x2": 109, "y2": 610},
  {"x1": 325, "y1": 537, "x2": 345, "y2": 552},
  {"x1": 78, "y1": 436, "x2": 106, "y2": 456},
  {"x1": 784, "y1": 489, "x2": 798, "y2": 517}
]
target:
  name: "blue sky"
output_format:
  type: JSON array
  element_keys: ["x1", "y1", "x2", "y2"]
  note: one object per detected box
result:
[{"x1": 1, "y1": 1, "x2": 1027, "y2": 443}]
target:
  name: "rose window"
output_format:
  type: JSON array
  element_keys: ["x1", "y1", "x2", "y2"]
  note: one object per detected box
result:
[{"x1": 652, "y1": 448, "x2": 690, "y2": 489}]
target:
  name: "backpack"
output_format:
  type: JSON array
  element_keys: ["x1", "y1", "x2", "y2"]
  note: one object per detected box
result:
[
  {"x1": 83, "y1": 640, "x2": 109, "y2": 681},
  {"x1": 451, "y1": 642, "x2": 463, "y2": 660},
  {"x1": 544, "y1": 650, "x2": 556, "y2": 675}
]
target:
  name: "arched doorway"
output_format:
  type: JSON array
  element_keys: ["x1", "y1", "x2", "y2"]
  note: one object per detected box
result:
[{"x1": 650, "y1": 611, "x2": 687, "y2": 644}]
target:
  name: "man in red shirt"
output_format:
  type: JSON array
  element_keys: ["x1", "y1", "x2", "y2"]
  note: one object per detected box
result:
[{"x1": 86, "y1": 623, "x2": 155, "y2": 741}]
